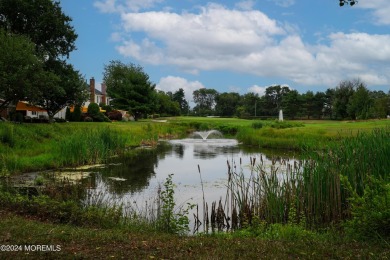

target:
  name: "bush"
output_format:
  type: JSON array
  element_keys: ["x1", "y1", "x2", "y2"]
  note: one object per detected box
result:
[
  {"x1": 92, "y1": 113, "x2": 111, "y2": 122},
  {"x1": 87, "y1": 103, "x2": 100, "y2": 116},
  {"x1": 87, "y1": 103, "x2": 111, "y2": 122},
  {"x1": 72, "y1": 105, "x2": 82, "y2": 122},
  {"x1": 252, "y1": 121, "x2": 263, "y2": 129},
  {"x1": 344, "y1": 177, "x2": 390, "y2": 240},
  {"x1": 65, "y1": 107, "x2": 71, "y2": 121},
  {"x1": 217, "y1": 125, "x2": 239, "y2": 135},
  {"x1": 107, "y1": 110, "x2": 122, "y2": 121},
  {"x1": 0, "y1": 123, "x2": 15, "y2": 147}
]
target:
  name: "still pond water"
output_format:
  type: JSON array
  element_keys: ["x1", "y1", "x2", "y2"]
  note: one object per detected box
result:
[
  {"x1": 76, "y1": 135, "x2": 300, "y2": 220},
  {"x1": 12, "y1": 134, "x2": 300, "y2": 231}
]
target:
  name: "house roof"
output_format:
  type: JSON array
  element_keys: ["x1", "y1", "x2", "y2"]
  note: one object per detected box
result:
[
  {"x1": 16, "y1": 101, "x2": 46, "y2": 112},
  {"x1": 86, "y1": 86, "x2": 103, "y2": 95}
]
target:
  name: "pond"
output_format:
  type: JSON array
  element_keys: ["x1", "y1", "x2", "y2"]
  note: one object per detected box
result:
[
  {"x1": 11, "y1": 131, "x2": 301, "y2": 232},
  {"x1": 77, "y1": 132, "x2": 299, "y2": 229}
]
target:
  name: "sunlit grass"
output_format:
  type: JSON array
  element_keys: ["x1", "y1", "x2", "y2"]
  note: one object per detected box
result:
[{"x1": 0, "y1": 118, "x2": 389, "y2": 173}]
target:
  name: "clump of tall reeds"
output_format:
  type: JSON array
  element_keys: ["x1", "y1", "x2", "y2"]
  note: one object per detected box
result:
[
  {"x1": 0, "y1": 123, "x2": 16, "y2": 147},
  {"x1": 56, "y1": 127, "x2": 127, "y2": 166},
  {"x1": 207, "y1": 127, "x2": 389, "y2": 236}
]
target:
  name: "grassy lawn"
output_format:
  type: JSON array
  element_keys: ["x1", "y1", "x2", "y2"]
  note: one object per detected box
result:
[
  {"x1": 1, "y1": 118, "x2": 389, "y2": 173},
  {"x1": 0, "y1": 210, "x2": 389, "y2": 259}
]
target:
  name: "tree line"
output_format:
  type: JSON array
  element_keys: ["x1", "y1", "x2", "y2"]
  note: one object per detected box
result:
[{"x1": 151, "y1": 79, "x2": 390, "y2": 120}]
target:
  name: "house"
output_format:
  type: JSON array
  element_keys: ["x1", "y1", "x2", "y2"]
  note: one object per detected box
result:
[
  {"x1": 85, "y1": 77, "x2": 110, "y2": 107},
  {"x1": 15, "y1": 101, "x2": 49, "y2": 122},
  {"x1": 0, "y1": 99, "x2": 49, "y2": 121},
  {"x1": 1, "y1": 77, "x2": 111, "y2": 121},
  {"x1": 61, "y1": 77, "x2": 111, "y2": 116}
]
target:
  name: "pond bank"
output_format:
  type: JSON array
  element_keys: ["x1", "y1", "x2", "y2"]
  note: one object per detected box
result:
[
  {"x1": 1, "y1": 118, "x2": 389, "y2": 174},
  {"x1": 0, "y1": 210, "x2": 389, "y2": 259}
]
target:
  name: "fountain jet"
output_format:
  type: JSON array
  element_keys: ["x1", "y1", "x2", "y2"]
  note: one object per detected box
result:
[{"x1": 192, "y1": 130, "x2": 223, "y2": 140}]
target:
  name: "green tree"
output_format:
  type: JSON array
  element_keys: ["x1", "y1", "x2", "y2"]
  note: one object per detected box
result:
[
  {"x1": 192, "y1": 88, "x2": 218, "y2": 116},
  {"x1": 332, "y1": 80, "x2": 356, "y2": 119},
  {"x1": 156, "y1": 90, "x2": 180, "y2": 116},
  {"x1": 238, "y1": 92, "x2": 260, "y2": 118},
  {"x1": 103, "y1": 60, "x2": 157, "y2": 120},
  {"x1": 323, "y1": 88, "x2": 335, "y2": 119},
  {"x1": 301, "y1": 91, "x2": 315, "y2": 119},
  {"x1": 0, "y1": 29, "x2": 43, "y2": 112},
  {"x1": 313, "y1": 92, "x2": 326, "y2": 119},
  {"x1": 1, "y1": 0, "x2": 82, "y2": 121},
  {"x1": 72, "y1": 104, "x2": 82, "y2": 122},
  {"x1": 281, "y1": 90, "x2": 301, "y2": 119},
  {"x1": 0, "y1": 0, "x2": 77, "y2": 60},
  {"x1": 65, "y1": 107, "x2": 71, "y2": 121},
  {"x1": 172, "y1": 88, "x2": 189, "y2": 115},
  {"x1": 215, "y1": 92, "x2": 241, "y2": 117},
  {"x1": 30, "y1": 60, "x2": 88, "y2": 122},
  {"x1": 264, "y1": 85, "x2": 290, "y2": 116},
  {"x1": 368, "y1": 91, "x2": 388, "y2": 119},
  {"x1": 347, "y1": 82, "x2": 371, "y2": 120}
]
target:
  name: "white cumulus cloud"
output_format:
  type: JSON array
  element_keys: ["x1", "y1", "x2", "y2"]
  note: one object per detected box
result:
[
  {"x1": 156, "y1": 76, "x2": 205, "y2": 102},
  {"x1": 357, "y1": 0, "x2": 390, "y2": 25},
  {"x1": 99, "y1": 1, "x2": 390, "y2": 88},
  {"x1": 248, "y1": 85, "x2": 267, "y2": 96}
]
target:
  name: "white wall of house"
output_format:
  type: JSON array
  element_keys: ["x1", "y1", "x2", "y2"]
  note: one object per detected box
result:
[{"x1": 26, "y1": 110, "x2": 48, "y2": 118}]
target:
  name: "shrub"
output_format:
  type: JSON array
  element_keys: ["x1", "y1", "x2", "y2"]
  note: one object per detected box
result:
[
  {"x1": 87, "y1": 103, "x2": 100, "y2": 116},
  {"x1": 0, "y1": 123, "x2": 15, "y2": 147},
  {"x1": 65, "y1": 107, "x2": 71, "y2": 121},
  {"x1": 87, "y1": 103, "x2": 111, "y2": 122},
  {"x1": 91, "y1": 113, "x2": 111, "y2": 122},
  {"x1": 252, "y1": 121, "x2": 263, "y2": 129},
  {"x1": 107, "y1": 110, "x2": 122, "y2": 121},
  {"x1": 100, "y1": 104, "x2": 113, "y2": 113},
  {"x1": 217, "y1": 125, "x2": 239, "y2": 135},
  {"x1": 344, "y1": 177, "x2": 390, "y2": 240},
  {"x1": 72, "y1": 105, "x2": 82, "y2": 122},
  {"x1": 157, "y1": 174, "x2": 194, "y2": 235}
]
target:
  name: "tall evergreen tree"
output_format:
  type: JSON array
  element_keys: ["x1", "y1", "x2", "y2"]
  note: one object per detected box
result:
[{"x1": 103, "y1": 60, "x2": 157, "y2": 120}]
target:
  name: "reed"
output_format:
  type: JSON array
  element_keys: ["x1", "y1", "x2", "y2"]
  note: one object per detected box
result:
[
  {"x1": 56, "y1": 127, "x2": 127, "y2": 166},
  {"x1": 209, "y1": 127, "x2": 390, "y2": 232}
]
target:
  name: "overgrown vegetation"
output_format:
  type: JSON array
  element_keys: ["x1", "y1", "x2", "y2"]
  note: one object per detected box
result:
[
  {"x1": 56, "y1": 127, "x2": 126, "y2": 166},
  {"x1": 202, "y1": 127, "x2": 389, "y2": 241},
  {"x1": 156, "y1": 174, "x2": 195, "y2": 235}
]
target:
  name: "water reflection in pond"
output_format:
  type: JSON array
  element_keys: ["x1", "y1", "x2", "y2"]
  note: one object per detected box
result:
[{"x1": 82, "y1": 138, "x2": 300, "y2": 222}]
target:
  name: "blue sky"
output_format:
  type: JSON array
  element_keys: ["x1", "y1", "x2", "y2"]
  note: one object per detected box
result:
[{"x1": 59, "y1": 0, "x2": 390, "y2": 101}]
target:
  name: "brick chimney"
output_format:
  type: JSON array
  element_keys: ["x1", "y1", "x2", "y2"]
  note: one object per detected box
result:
[
  {"x1": 89, "y1": 77, "x2": 95, "y2": 103},
  {"x1": 101, "y1": 82, "x2": 107, "y2": 105}
]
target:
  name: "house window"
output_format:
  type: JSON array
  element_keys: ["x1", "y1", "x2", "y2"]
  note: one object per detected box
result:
[{"x1": 32, "y1": 111, "x2": 37, "y2": 116}]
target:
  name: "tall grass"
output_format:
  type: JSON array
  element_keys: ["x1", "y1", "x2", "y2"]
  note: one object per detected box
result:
[
  {"x1": 301, "y1": 127, "x2": 390, "y2": 229},
  {"x1": 213, "y1": 127, "x2": 390, "y2": 235},
  {"x1": 56, "y1": 127, "x2": 127, "y2": 166}
]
